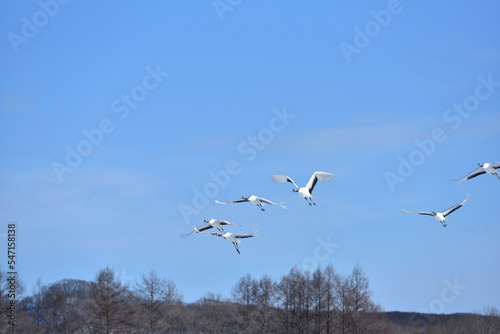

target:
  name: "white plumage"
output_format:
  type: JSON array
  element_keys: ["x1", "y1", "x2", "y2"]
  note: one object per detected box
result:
[
  {"x1": 270, "y1": 171, "x2": 334, "y2": 206},
  {"x1": 454, "y1": 163, "x2": 500, "y2": 183},
  {"x1": 181, "y1": 219, "x2": 240, "y2": 238},
  {"x1": 400, "y1": 195, "x2": 470, "y2": 227},
  {"x1": 215, "y1": 195, "x2": 287, "y2": 211},
  {"x1": 195, "y1": 227, "x2": 263, "y2": 254}
]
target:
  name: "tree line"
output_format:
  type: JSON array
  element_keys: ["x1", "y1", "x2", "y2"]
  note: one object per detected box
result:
[{"x1": 0, "y1": 264, "x2": 498, "y2": 333}]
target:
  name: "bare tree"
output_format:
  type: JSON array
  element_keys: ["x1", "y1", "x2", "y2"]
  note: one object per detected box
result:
[
  {"x1": 323, "y1": 264, "x2": 341, "y2": 334},
  {"x1": 14, "y1": 277, "x2": 90, "y2": 333},
  {"x1": 346, "y1": 264, "x2": 372, "y2": 333},
  {"x1": 30, "y1": 278, "x2": 47, "y2": 327},
  {"x1": 335, "y1": 273, "x2": 350, "y2": 334},
  {"x1": 51, "y1": 278, "x2": 91, "y2": 333},
  {"x1": 194, "y1": 292, "x2": 236, "y2": 334},
  {"x1": 12, "y1": 263, "x2": 500, "y2": 333},
  {"x1": 0, "y1": 269, "x2": 31, "y2": 332},
  {"x1": 85, "y1": 267, "x2": 135, "y2": 333},
  {"x1": 161, "y1": 275, "x2": 184, "y2": 333},
  {"x1": 311, "y1": 267, "x2": 326, "y2": 333},
  {"x1": 276, "y1": 268, "x2": 293, "y2": 333},
  {"x1": 254, "y1": 274, "x2": 278, "y2": 333},
  {"x1": 134, "y1": 269, "x2": 182, "y2": 333},
  {"x1": 231, "y1": 273, "x2": 258, "y2": 332},
  {"x1": 277, "y1": 266, "x2": 313, "y2": 334},
  {"x1": 343, "y1": 263, "x2": 388, "y2": 334}
]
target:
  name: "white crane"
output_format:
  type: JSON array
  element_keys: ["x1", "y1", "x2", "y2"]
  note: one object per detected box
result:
[
  {"x1": 194, "y1": 227, "x2": 263, "y2": 254},
  {"x1": 215, "y1": 195, "x2": 287, "y2": 211},
  {"x1": 181, "y1": 219, "x2": 240, "y2": 238},
  {"x1": 454, "y1": 163, "x2": 500, "y2": 183},
  {"x1": 400, "y1": 195, "x2": 470, "y2": 227},
  {"x1": 270, "y1": 171, "x2": 334, "y2": 206}
]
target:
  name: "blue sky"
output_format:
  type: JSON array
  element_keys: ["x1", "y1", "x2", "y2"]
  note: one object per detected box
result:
[{"x1": 1, "y1": 0, "x2": 499, "y2": 313}]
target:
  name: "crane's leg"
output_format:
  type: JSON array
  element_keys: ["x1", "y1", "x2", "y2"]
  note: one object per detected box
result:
[
  {"x1": 233, "y1": 242, "x2": 240, "y2": 254},
  {"x1": 305, "y1": 198, "x2": 312, "y2": 206},
  {"x1": 258, "y1": 204, "x2": 265, "y2": 211}
]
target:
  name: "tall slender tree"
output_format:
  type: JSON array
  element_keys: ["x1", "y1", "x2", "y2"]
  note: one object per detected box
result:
[
  {"x1": 323, "y1": 264, "x2": 341, "y2": 334},
  {"x1": 344, "y1": 263, "x2": 388, "y2": 334},
  {"x1": 134, "y1": 269, "x2": 182, "y2": 333},
  {"x1": 254, "y1": 274, "x2": 277, "y2": 333},
  {"x1": 85, "y1": 267, "x2": 134, "y2": 333},
  {"x1": 231, "y1": 273, "x2": 258, "y2": 333},
  {"x1": 311, "y1": 267, "x2": 326, "y2": 333}
]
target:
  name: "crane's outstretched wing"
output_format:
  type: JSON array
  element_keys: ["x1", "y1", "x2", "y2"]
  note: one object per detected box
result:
[
  {"x1": 442, "y1": 195, "x2": 470, "y2": 217},
  {"x1": 259, "y1": 197, "x2": 287, "y2": 209},
  {"x1": 194, "y1": 227, "x2": 223, "y2": 237},
  {"x1": 180, "y1": 223, "x2": 213, "y2": 238},
  {"x1": 454, "y1": 167, "x2": 486, "y2": 183},
  {"x1": 306, "y1": 171, "x2": 334, "y2": 194},
  {"x1": 180, "y1": 230, "x2": 197, "y2": 238},
  {"x1": 215, "y1": 198, "x2": 248, "y2": 204},
  {"x1": 400, "y1": 209, "x2": 434, "y2": 216},
  {"x1": 234, "y1": 232, "x2": 263, "y2": 239},
  {"x1": 270, "y1": 174, "x2": 300, "y2": 189}
]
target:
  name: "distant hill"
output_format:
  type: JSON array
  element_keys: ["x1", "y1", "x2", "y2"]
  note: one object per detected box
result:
[{"x1": 384, "y1": 311, "x2": 499, "y2": 332}]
